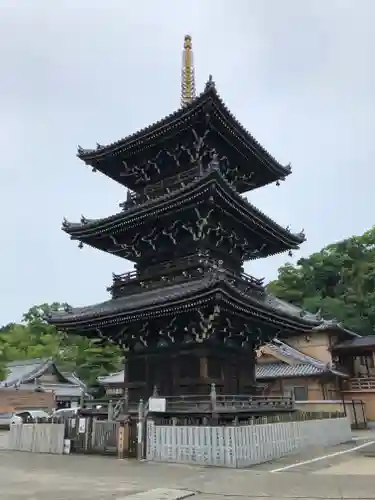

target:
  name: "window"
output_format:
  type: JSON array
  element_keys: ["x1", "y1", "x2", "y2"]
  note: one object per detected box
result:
[
  {"x1": 359, "y1": 356, "x2": 374, "y2": 369},
  {"x1": 107, "y1": 387, "x2": 123, "y2": 396},
  {"x1": 284, "y1": 385, "x2": 308, "y2": 401},
  {"x1": 293, "y1": 386, "x2": 308, "y2": 401}
]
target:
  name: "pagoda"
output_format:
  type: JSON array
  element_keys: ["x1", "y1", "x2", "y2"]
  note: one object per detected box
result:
[{"x1": 47, "y1": 36, "x2": 321, "y2": 403}]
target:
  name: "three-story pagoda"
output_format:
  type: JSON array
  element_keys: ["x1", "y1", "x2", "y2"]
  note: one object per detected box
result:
[{"x1": 48, "y1": 36, "x2": 321, "y2": 401}]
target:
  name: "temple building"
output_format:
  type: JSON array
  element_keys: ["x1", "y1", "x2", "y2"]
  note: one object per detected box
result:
[{"x1": 47, "y1": 36, "x2": 353, "y2": 404}]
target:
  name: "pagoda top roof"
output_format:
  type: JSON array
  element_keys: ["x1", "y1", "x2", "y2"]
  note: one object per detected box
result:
[{"x1": 77, "y1": 79, "x2": 291, "y2": 183}]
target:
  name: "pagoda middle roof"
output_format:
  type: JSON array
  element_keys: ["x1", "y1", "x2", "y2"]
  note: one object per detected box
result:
[
  {"x1": 77, "y1": 80, "x2": 291, "y2": 188},
  {"x1": 63, "y1": 169, "x2": 305, "y2": 256}
]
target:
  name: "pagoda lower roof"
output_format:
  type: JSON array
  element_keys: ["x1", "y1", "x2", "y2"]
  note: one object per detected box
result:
[
  {"x1": 47, "y1": 272, "x2": 334, "y2": 334},
  {"x1": 77, "y1": 81, "x2": 291, "y2": 189},
  {"x1": 63, "y1": 169, "x2": 305, "y2": 258}
]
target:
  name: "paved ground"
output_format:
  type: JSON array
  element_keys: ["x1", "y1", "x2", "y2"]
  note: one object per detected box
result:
[{"x1": 1, "y1": 430, "x2": 375, "y2": 499}]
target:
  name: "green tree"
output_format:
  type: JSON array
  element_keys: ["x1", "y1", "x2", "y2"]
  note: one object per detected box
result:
[
  {"x1": 267, "y1": 227, "x2": 375, "y2": 335},
  {"x1": 0, "y1": 303, "x2": 123, "y2": 385}
]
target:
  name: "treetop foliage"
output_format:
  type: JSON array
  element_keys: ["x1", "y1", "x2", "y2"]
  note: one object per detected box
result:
[{"x1": 267, "y1": 226, "x2": 375, "y2": 335}]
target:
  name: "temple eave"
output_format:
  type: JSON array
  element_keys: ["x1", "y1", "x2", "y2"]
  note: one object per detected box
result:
[
  {"x1": 46, "y1": 277, "x2": 321, "y2": 334},
  {"x1": 61, "y1": 171, "x2": 305, "y2": 251},
  {"x1": 76, "y1": 85, "x2": 288, "y2": 179}
]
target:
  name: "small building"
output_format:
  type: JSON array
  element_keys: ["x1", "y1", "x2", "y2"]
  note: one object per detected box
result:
[
  {"x1": 256, "y1": 337, "x2": 348, "y2": 401},
  {"x1": 0, "y1": 358, "x2": 88, "y2": 410},
  {"x1": 333, "y1": 336, "x2": 375, "y2": 420}
]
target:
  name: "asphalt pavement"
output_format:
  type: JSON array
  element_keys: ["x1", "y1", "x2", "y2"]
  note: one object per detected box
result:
[{"x1": 0, "y1": 430, "x2": 374, "y2": 499}]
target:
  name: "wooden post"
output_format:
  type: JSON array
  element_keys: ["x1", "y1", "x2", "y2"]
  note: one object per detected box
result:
[
  {"x1": 117, "y1": 421, "x2": 125, "y2": 459},
  {"x1": 137, "y1": 398, "x2": 144, "y2": 460},
  {"x1": 79, "y1": 391, "x2": 85, "y2": 409},
  {"x1": 108, "y1": 400, "x2": 114, "y2": 421},
  {"x1": 124, "y1": 387, "x2": 129, "y2": 414},
  {"x1": 210, "y1": 383, "x2": 218, "y2": 424}
]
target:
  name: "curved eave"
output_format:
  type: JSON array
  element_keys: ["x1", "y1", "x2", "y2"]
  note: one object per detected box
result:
[
  {"x1": 46, "y1": 278, "x2": 218, "y2": 329},
  {"x1": 63, "y1": 170, "x2": 305, "y2": 255},
  {"x1": 221, "y1": 283, "x2": 321, "y2": 332},
  {"x1": 77, "y1": 84, "x2": 291, "y2": 182},
  {"x1": 46, "y1": 277, "x2": 320, "y2": 334}
]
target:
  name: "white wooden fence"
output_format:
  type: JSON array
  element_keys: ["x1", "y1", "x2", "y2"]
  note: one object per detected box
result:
[
  {"x1": 146, "y1": 417, "x2": 352, "y2": 467},
  {"x1": 8, "y1": 424, "x2": 65, "y2": 454}
]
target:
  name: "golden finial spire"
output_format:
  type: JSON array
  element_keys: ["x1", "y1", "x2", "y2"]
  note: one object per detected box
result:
[{"x1": 181, "y1": 34, "x2": 196, "y2": 107}]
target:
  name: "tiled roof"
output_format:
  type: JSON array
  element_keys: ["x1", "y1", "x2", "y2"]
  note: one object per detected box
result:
[
  {"x1": 47, "y1": 278, "x2": 213, "y2": 325},
  {"x1": 333, "y1": 335, "x2": 375, "y2": 350},
  {"x1": 18, "y1": 383, "x2": 83, "y2": 398},
  {"x1": 258, "y1": 338, "x2": 347, "y2": 378},
  {"x1": 61, "y1": 372, "x2": 88, "y2": 390},
  {"x1": 77, "y1": 83, "x2": 290, "y2": 180},
  {"x1": 46, "y1": 270, "x2": 360, "y2": 340},
  {"x1": 0, "y1": 359, "x2": 87, "y2": 396},
  {"x1": 264, "y1": 338, "x2": 325, "y2": 367},
  {"x1": 98, "y1": 371, "x2": 124, "y2": 384},
  {"x1": 63, "y1": 170, "x2": 305, "y2": 249},
  {"x1": 256, "y1": 362, "x2": 324, "y2": 379},
  {"x1": 1, "y1": 359, "x2": 53, "y2": 387},
  {"x1": 46, "y1": 273, "x2": 333, "y2": 333}
]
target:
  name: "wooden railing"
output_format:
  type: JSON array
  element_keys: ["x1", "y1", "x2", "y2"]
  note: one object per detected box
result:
[
  {"x1": 82, "y1": 394, "x2": 294, "y2": 416},
  {"x1": 165, "y1": 394, "x2": 293, "y2": 413},
  {"x1": 110, "y1": 260, "x2": 264, "y2": 292},
  {"x1": 348, "y1": 377, "x2": 375, "y2": 391},
  {"x1": 119, "y1": 165, "x2": 205, "y2": 210}
]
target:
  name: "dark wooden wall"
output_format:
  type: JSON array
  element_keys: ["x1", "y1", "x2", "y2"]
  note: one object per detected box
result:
[{"x1": 125, "y1": 346, "x2": 256, "y2": 401}]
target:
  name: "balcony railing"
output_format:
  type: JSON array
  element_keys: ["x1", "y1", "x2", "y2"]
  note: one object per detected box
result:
[
  {"x1": 108, "y1": 258, "x2": 265, "y2": 297},
  {"x1": 348, "y1": 377, "x2": 375, "y2": 391}
]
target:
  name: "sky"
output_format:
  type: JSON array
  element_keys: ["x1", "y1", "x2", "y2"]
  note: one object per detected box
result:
[{"x1": 0, "y1": 0, "x2": 374, "y2": 325}]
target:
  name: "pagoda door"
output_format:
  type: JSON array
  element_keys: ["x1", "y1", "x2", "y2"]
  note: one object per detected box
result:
[
  {"x1": 158, "y1": 358, "x2": 173, "y2": 396},
  {"x1": 149, "y1": 355, "x2": 173, "y2": 397},
  {"x1": 224, "y1": 358, "x2": 239, "y2": 394}
]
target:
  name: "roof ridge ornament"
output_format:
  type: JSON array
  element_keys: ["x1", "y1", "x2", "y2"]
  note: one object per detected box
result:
[
  {"x1": 181, "y1": 34, "x2": 196, "y2": 107},
  {"x1": 205, "y1": 74, "x2": 216, "y2": 91}
]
